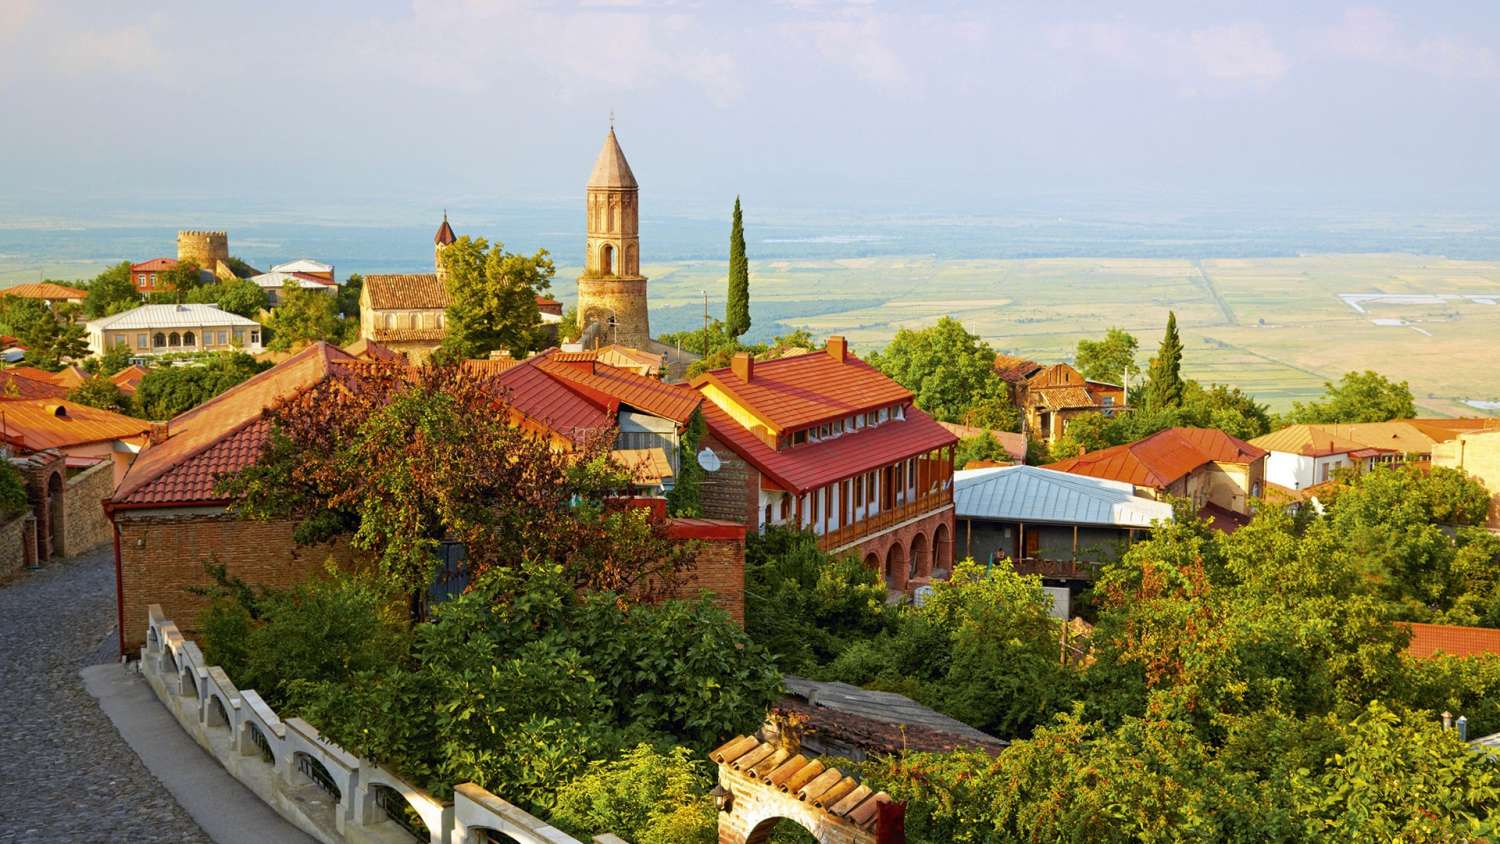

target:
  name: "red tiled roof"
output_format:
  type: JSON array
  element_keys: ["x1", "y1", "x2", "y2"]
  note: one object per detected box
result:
[
  {"x1": 435, "y1": 215, "x2": 457, "y2": 246},
  {"x1": 1199, "y1": 501, "x2": 1250, "y2": 534},
  {"x1": 492, "y1": 359, "x2": 615, "y2": 443},
  {"x1": 0, "y1": 398, "x2": 151, "y2": 451},
  {"x1": 364, "y1": 273, "x2": 450, "y2": 310},
  {"x1": 1405, "y1": 622, "x2": 1500, "y2": 659},
  {"x1": 993, "y1": 354, "x2": 1041, "y2": 383},
  {"x1": 4, "y1": 282, "x2": 87, "y2": 300},
  {"x1": 691, "y1": 349, "x2": 912, "y2": 432},
  {"x1": 112, "y1": 343, "x2": 358, "y2": 506},
  {"x1": 131, "y1": 258, "x2": 178, "y2": 272},
  {"x1": 537, "y1": 354, "x2": 700, "y2": 423},
  {"x1": 701, "y1": 401, "x2": 956, "y2": 493},
  {"x1": 1046, "y1": 427, "x2": 1265, "y2": 489},
  {"x1": 109, "y1": 365, "x2": 148, "y2": 397},
  {"x1": 0, "y1": 371, "x2": 68, "y2": 399},
  {"x1": 370, "y1": 326, "x2": 446, "y2": 343}
]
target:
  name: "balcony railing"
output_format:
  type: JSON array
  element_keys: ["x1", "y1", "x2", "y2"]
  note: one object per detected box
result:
[{"x1": 817, "y1": 486, "x2": 953, "y2": 552}]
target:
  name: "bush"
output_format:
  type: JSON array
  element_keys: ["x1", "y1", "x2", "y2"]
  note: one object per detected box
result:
[
  {"x1": 0, "y1": 460, "x2": 28, "y2": 520},
  {"x1": 550, "y1": 744, "x2": 717, "y2": 844}
]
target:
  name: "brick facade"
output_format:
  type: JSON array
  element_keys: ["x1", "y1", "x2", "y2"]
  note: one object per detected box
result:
[
  {"x1": 839, "y1": 505, "x2": 955, "y2": 593},
  {"x1": 59, "y1": 460, "x2": 114, "y2": 557},
  {"x1": 113, "y1": 511, "x2": 352, "y2": 653},
  {"x1": 701, "y1": 431, "x2": 759, "y2": 526},
  {"x1": 665, "y1": 521, "x2": 746, "y2": 625}
]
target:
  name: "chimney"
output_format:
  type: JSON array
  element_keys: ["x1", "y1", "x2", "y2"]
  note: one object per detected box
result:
[
  {"x1": 732, "y1": 352, "x2": 754, "y2": 382},
  {"x1": 827, "y1": 336, "x2": 848, "y2": 363},
  {"x1": 148, "y1": 422, "x2": 170, "y2": 445}
]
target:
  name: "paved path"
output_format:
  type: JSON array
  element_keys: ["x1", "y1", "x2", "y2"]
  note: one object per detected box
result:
[{"x1": 0, "y1": 549, "x2": 208, "y2": 843}]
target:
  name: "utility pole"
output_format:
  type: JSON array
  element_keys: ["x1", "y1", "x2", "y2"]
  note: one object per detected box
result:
[{"x1": 702, "y1": 289, "x2": 709, "y2": 356}]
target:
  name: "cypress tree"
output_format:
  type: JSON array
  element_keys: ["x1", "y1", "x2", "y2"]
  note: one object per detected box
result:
[
  {"x1": 726, "y1": 196, "x2": 751, "y2": 338},
  {"x1": 1146, "y1": 310, "x2": 1184, "y2": 410}
]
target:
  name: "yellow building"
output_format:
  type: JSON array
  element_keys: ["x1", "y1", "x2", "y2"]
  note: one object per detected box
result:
[{"x1": 1433, "y1": 429, "x2": 1500, "y2": 528}]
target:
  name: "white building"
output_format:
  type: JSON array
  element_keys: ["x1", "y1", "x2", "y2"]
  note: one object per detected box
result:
[
  {"x1": 249, "y1": 271, "x2": 337, "y2": 306},
  {"x1": 270, "y1": 258, "x2": 334, "y2": 279},
  {"x1": 86, "y1": 304, "x2": 264, "y2": 357},
  {"x1": 1249, "y1": 425, "x2": 1398, "y2": 491}
]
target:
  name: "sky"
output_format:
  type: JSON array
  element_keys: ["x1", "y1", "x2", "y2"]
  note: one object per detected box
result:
[{"x1": 3, "y1": 1, "x2": 1500, "y2": 221}]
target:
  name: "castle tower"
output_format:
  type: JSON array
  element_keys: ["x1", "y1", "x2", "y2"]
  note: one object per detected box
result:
[
  {"x1": 576, "y1": 128, "x2": 651, "y2": 350},
  {"x1": 177, "y1": 230, "x2": 229, "y2": 274},
  {"x1": 434, "y1": 212, "x2": 457, "y2": 281}
]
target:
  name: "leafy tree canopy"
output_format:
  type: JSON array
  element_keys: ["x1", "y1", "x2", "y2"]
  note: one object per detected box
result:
[
  {"x1": 438, "y1": 235, "x2": 555, "y2": 359},
  {"x1": 132, "y1": 352, "x2": 271, "y2": 420},
  {"x1": 1280, "y1": 370, "x2": 1417, "y2": 425},
  {"x1": 67, "y1": 374, "x2": 129, "y2": 414},
  {"x1": 1144, "y1": 311, "x2": 1184, "y2": 411},
  {"x1": 1075, "y1": 327, "x2": 1138, "y2": 385},
  {"x1": 866, "y1": 317, "x2": 1019, "y2": 428},
  {"x1": 263, "y1": 282, "x2": 350, "y2": 351},
  {"x1": 83, "y1": 261, "x2": 141, "y2": 318}
]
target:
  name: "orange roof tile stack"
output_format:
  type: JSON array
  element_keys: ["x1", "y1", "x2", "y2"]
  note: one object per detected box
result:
[
  {"x1": 363, "y1": 274, "x2": 450, "y2": 310},
  {"x1": 1047, "y1": 427, "x2": 1265, "y2": 489},
  {"x1": 709, "y1": 735, "x2": 893, "y2": 833}
]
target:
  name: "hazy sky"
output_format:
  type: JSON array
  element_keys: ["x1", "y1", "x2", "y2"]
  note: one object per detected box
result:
[{"x1": 4, "y1": 1, "x2": 1499, "y2": 218}]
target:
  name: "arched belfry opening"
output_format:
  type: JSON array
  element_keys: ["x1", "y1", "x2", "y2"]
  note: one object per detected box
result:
[{"x1": 601, "y1": 243, "x2": 615, "y2": 276}]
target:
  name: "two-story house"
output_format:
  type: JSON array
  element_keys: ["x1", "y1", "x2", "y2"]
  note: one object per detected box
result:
[{"x1": 692, "y1": 337, "x2": 957, "y2": 592}]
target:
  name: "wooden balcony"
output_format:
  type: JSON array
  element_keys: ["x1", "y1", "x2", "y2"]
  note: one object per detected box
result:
[{"x1": 817, "y1": 486, "x2": 953, "y2": 552}]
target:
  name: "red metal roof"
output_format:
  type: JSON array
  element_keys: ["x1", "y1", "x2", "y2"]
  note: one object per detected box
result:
[
  {"x1": 691, "y1": 349, "x2": 912, "y2": 432},
  {"x1": 1405, "y1": 622, "x2": 1500, "y2": 659},
  {"x1": 1046, "y1": 427, "x2": 1265, "y2": 489},
  {"x1": 0, "y1": 398, "x2": 151, "y2": 451},
  {"x1": 537, "y1": 354, "x2": 700, "y2": 423},
  {"x1": 113, "y1": 343, "x2": 358, "y2": 506},
  {"x1": 492, "y1": 359, "x2": 615, "y2": 443},
  {"x1": 702, "y1": 401, "x2": 956, "y2": 493},
  {"x1": 131, "y1": 258, "x2": 178, "y2": 272}
]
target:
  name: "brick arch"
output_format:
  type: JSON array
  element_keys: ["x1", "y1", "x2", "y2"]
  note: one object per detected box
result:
[
  {"x1": 885, "y1": 543, "x2": 906, "y2": 591},
  {"x1": 933, "y1": 521, "x2": 953, "y2": 575},
  {"x1": 862, "y1": 552, "x2": 879, "y2": 571},
  {"x1": 909, "y1": 531, "x2": 929, "y2": 581},
  {"x1": 745, "y1": 816, "x2": 819, "y2": 843}
]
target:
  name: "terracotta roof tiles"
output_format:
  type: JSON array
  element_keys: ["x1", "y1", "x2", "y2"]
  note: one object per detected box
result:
[
  {"x1": 1047, "y1": 427, "x2": 1265, "y2": 489},
  {"x1": 363, "y1": 273, "x2": 450, "y2": 310},
  {"x1": 537, "y1": 354, "x2": 699, "y2": 423},
  {"x1": 130, "y1": 258, "x2": 178, "y2": 272},
  {"x1": 3, "y1": 282, "x2": 87, "y2": 300},
  {"x1": 0, "y1": 371, "x2": 68, "y2": 400},
  {"x1": 109, "y1": 365, "x2": 148, "y2": 397},
  {"x1": 1405, "y1": 622, "x2": 1500, "y2": 659},
  {"x1": 0, "y1": 398, "x2": 151, "y2": 451}
]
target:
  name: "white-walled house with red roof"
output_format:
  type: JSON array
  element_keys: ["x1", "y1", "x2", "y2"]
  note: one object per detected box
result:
[{"x1": 691, "y1": 336, "x2": 958, "y2": 592}]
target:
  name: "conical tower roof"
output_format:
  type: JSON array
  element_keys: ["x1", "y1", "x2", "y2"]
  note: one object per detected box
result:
[
  {"x1": 434, "y1": 212, "x2": 456, "y2": 246},
  {"x1": 587, "y1": 128, "x2": 638, "y2": 189}
]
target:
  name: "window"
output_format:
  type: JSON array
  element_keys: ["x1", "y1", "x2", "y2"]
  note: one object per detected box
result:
[
  {"x1": 216, "y1": 331, "x2": 227, "y2": 345},
  {"x1": 137, "y1": 274, "x2": 146, "y2": 286},
  {"x1": 792, "y1": 430, "x2": 807, "y2": 446},
  {"x1": 867, "y1": 471, "x2": 877, "y2": 505},
  {"x1": 779, "y1": 496, "x2": 791, "y2": 520},
  {"x1": 764, "y1": 504, "x2": 772, "y2": 527},
  {"x1": 250, "y1": 330, "x2": 260, "y2": 345},
  {"x1": 1102, "y1": 395, "x2": 1115, "y2": 407},
  {"x1": 137, "y1": 334, "x2": 148, "y2": 350},
  {"x1": 233, "y1": 329, "x2": 244, "y2": 344},
  {"x1": 866, "y1": 411, "x2": 878, "y2": 426},
  {"x1": 182, "y1": 331, "x2": 195, "y2": 346},
  {"x1": 854, "y1": 475, "x2": 863, "y2": 504},
  {"x1": 168, "y1": 332, "x2": 180, "y2": 346},
  {"x1": 153, "y1": 333, "x2": 166, "y2": 348}
]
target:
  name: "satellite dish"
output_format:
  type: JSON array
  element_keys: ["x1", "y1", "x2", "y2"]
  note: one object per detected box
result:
[{"x1": 696, "y1": 447, "x2": 722, "y2": 472}]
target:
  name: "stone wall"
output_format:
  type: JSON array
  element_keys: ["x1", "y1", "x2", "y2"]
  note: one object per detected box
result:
[
  {"x1": 0, "y1": 513, "x2": 32, "y2": 580},
  {"x1": 575, "y1": 276, "x2": 650, "y2": 351},
  {"x1": 60, "y1": 461, "x2": 114, "y2": 557},
  {"x1": 139, "y1": 606, "x2": 618, "y2": 844},
  {"x1": 114, "y1": 511, "x2": 352, "y2": 654},
  {"x1": 700, "y1": 431, "x2": 758, "y2": 526}
]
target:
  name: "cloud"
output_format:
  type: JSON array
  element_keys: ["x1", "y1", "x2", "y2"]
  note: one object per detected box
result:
[
  {"x1": 0, "y1": 0, "x2": 34, "y2": 43},
  {"x1": 1327, "y1": 7, "x2": 1499, "y2": 79},
  {"x1": 1184, "y1": 24, "x2": 1288, "y2": 83}
]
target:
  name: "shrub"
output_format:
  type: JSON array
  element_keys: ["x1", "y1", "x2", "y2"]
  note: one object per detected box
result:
[{"x1": 550, "y1": 744, "x2": 717, "y2": 844}]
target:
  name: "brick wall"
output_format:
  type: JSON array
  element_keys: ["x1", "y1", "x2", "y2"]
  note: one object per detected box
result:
[
  {"x1": 700, "y1": 431, "x2": 758, "y2": 526},
  {"x1": 60, "y1": 461, "x2": 114, "y2": 556},
  {"x1": 665, "y1": 532, "x2": 745, "y2": 625},
  {"x1": 115, "y1": 511, "x2": 351, "y2": 653},
  {"x1": 0, "y1": 514, "x2": 30, "y2": 580},
  {"x1": 838, "y1": 505, "x2": 955, "y2": 593}
]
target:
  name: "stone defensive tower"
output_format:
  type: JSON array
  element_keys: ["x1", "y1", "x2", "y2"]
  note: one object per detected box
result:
[
  {"x1": 434, "y1": 212, "x2": 457, "y2": 281},
  {"x1": 176, "y1": 230, "x2": 229, "y2": 273},
  {"x1": 576, "y1": 128, "x2": 651, "y2": 350}
]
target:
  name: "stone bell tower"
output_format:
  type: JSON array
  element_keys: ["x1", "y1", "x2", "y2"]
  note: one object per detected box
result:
[
  {"x1": 576, "y1": 127, "x2": 650, "y2": 350},
  {"x1": 434, "y1": 212, "x2": 457, "y2": 281}
]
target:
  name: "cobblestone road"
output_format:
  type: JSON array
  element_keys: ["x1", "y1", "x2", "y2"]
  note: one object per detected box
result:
[{"x1": 0, "y1": 548, "x2": 209, "y2": 843}]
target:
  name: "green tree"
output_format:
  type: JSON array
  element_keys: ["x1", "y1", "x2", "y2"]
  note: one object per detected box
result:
[
  {"x1": 86, "y1": 342, "x2": 134, "y2": 376},
  {"x1": 439, "y1": 235, "x2": 555, "y2": 359},
  {"x1": 867, "y1": 317, "x2": 1018, "y2": 425},
  {"x1": 1281, "y1": 370, "x2": 1417, "y2": 425},
  {"x1": 0, "y1": 460, "x2": 28, "y2": 518},
  {"x1": 223, "y1": 256, "x2": 258, "y2": 278},
  {"x1": 954, "y1": 433, "x2": 1011, "y2": 468},
  {"x1": 19, "y1": 305, "x2": 89, "y2": 370},
  {"x1": 160, "y1": 260, "x2": 205, "y2": 302},
  {"x1": 725, "y1": 197, "x2": 750, "y2": 338},
  {"x1": 1144, "y1": 311, "x2": 1184, "y2": 410},
  {"x1": 67, "y1": 375, "x2": 129, "y2": 413},
  {"x1": 1075, "y1": 327, "x2": 1138, "y2": 385},
  {"x1": 558, "y1": 304, "x2": 581, "y2": 343},
  {"x1": 336, "y1": 273, "x2": 362, "y2": 320},
  {"x1": 1179, "y1": 381, "x2": 1272, "y2": 440},
  {"x1": 83, "y1": 261, "x2": 141, "y2": 318},
  {"x1": 263, "y1": 283, "x2": 349, "y2": 351},
  {"x1": 132, "y1": 352, "x2": 271, "y2": 419},
  {"x1": 185, "y1": 278, "x2": 269, "y2": 319},
  {"x1": 551, "y1": 744, "x2": 717, "y2": 844}
]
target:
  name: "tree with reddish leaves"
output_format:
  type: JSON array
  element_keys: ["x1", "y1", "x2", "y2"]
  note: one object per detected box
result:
[{"x1": 217, "y1": 358, "x2": 693, "y2": 606}]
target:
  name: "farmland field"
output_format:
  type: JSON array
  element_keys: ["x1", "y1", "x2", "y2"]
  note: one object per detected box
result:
[{"x1": 633, "y1": 252, "x2": 1500, "y2": 416}]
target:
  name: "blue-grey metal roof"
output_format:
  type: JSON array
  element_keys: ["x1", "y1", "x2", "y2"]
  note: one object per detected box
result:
[{"x1": 954, "y1": 464, "x2": 1174, "y2": 528}]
